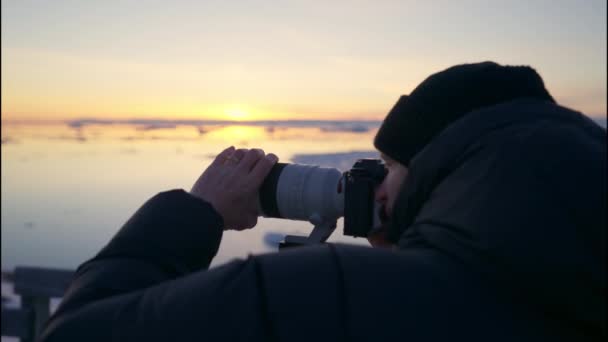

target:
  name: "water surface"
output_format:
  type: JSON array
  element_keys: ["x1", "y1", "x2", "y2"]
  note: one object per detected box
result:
[{"x1": 2, "y1": 121, "x2": 379, "y2": 271}]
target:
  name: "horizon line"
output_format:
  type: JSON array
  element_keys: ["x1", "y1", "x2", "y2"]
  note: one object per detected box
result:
[
  {"x1": 2, "y1": 114, "x2": 606, "y2": 128},
  {"x1": 1, "y1": 117, "x2": 385, "y2": 126}
]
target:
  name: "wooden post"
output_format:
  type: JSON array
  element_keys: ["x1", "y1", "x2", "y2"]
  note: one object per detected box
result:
[
  {"x1": 10, "y1": 266, "x2": 74, "y2": 341},
  {"x1": 21, "y1": 295, "x2": 51, "y2": 340}
]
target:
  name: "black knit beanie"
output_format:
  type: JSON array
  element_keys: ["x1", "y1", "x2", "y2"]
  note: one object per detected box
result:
[{"x1": 374, "y1": 61, "x2": 555, "y2": 166}]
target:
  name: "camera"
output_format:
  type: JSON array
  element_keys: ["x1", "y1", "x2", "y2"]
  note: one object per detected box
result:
[{"x1": 258, "y1": 159, "x2": 387, "y2": 248}]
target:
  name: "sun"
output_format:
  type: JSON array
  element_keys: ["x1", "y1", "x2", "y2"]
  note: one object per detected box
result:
[{"x1": 224, "y1": 107, "x2": 250, "y2": 121}]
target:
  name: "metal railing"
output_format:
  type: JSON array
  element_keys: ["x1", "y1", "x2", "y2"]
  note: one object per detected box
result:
[{"x1": 1, "y1": 266, "x2": 74, "y2": 342}]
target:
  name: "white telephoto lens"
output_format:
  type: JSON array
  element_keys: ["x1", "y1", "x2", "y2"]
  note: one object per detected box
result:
[{"x1": 273, "y1": 164, "x2": 344, "y2": 222}]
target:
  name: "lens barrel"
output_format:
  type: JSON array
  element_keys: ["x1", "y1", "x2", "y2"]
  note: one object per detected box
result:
[
  {"x1": 258, "y1": 163, "x2": 288, "y2": 218},
  {"x1": 258, "y1": 163, "x2": 344, "y2": 222}
]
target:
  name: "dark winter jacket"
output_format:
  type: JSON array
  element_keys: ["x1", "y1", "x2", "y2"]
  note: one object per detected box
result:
[{"x1": 39, "y1": 98, "x2": 606, "y2": 341}]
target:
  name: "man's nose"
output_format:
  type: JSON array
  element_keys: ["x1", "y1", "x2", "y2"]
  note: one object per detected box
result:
[{"x1": 375, "y1": 180, "x2": 388, "y2": 204}]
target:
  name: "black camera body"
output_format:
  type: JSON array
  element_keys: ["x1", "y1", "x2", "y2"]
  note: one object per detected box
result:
[{"x1": 343, "y1": 159, "x2": 387, "y2": 238}]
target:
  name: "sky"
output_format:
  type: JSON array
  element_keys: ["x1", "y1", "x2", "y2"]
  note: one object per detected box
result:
[{"x1": 1, "y1": 0, "x2": 606, "y2": 122}]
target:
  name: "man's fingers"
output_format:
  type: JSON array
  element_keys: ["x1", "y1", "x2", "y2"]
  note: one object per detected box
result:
[
  {"x1": 249, "y1": 153, "x2": 278, "y2": 188},
  {"x1": 211, "y1": 146, "x2": 235, "y2": 167},
  {"x1": 236, "y1": 149, "x2": 265, "y2": 173},
  {"x1": 226, "y1": 148, "x2": 248, "y2": 166}
]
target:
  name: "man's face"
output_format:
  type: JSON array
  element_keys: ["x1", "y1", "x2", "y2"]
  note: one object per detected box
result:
[{"x1": 375, "y1": 153, "x2": 409, "y2": 219}]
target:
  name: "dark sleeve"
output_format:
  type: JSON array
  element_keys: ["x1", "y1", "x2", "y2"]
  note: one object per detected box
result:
[
  {"x1": 39, "y1": 190, "x2": 271, "y2": 341},
  {"x1": 92, "y1": 189, "x2": 225, "y2": 275}
]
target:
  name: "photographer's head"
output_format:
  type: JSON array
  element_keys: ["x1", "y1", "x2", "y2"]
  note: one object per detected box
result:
[{"x1": 372, "y1": 61, "x2": 555, "y2": 244}]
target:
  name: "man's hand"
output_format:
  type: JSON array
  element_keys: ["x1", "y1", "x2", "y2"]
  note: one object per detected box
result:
[{"x1": 190, "y1": 146, "x2": 278, "y2": 230}]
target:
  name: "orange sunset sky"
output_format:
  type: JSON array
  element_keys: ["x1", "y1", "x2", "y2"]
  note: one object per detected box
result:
[{"x1": 1, "y1": 0, "x2": 606, "y2": 122}]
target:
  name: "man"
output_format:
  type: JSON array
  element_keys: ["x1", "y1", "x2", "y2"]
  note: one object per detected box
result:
[{"x1": 40, "y1": 62, "x2": 606, "y2": 341}]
